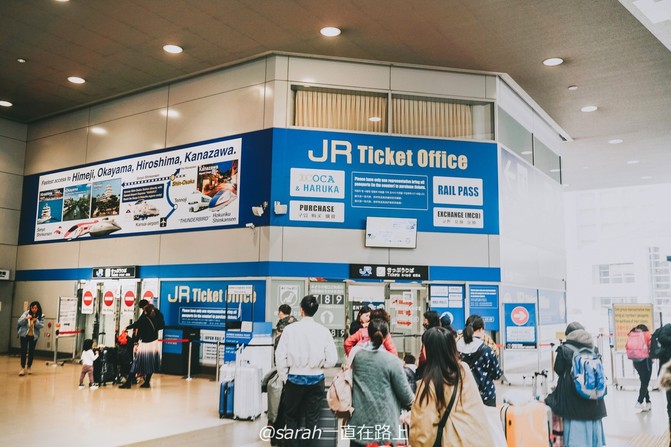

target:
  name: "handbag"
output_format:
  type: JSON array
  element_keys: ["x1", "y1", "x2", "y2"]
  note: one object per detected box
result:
[
  {"x1": 433, "y1": 382, "x2": 459, "y2": 447},
  {"x1": 327, "y1": 366, "x2": 354, "y2": 419}
]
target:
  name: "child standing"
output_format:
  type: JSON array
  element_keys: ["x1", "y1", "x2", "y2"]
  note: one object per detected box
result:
[{"x1": 79, "y1": 339, "x2": 99, "y2": 389}]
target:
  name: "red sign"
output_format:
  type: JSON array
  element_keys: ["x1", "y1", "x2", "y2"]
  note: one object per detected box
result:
[
  {"x1": 83, "y1": 290, "x2": 94, "y2": 306},
  {"x1": 511, "y1": 306, "x2": 530, "y2": 326},
  {"x1": 143, "y1": 290, "x2": 154, "y2": 301},
  {"x1": 124, "y1": 290, "x2": 135, "y2": 308},
  {"x1": 103, "y1": 290, "x2": 115, "y2": 307}
]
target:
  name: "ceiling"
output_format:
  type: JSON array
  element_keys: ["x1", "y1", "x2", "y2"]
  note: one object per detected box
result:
[{"x1": 1, "y1": 0, "x2": 670, "y2": 191}]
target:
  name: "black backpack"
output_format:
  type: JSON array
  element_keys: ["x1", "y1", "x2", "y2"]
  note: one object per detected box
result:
[{"x1": 650, "y1": 327, "x2": 663, "y2": 359}]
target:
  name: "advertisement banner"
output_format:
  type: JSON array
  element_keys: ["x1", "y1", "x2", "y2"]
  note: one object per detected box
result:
[
  {"x1": 272, "y1": 129, "x2": 499, "y2": 234},
  {"x1": 538, "y1": 289, "x2": 567, "y2": 326},
  {"x1": 32, "y1": 137, "x2": 241, "y2": 242}
]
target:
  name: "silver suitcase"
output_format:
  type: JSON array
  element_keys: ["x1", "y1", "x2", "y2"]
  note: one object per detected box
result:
[{"x1": 233, "y1": 363, "x2": 263, "y2": 420}]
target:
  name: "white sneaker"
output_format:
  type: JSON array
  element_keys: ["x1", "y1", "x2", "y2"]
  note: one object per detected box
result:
[
  {"x1": 89, "y1": 385, "x2": 98, "y2": 390},
  {"x1": 635, "y1": 402, "x2": 645, "y2": 410},
  {"x1": 78, "y1": 385, "x2": 84, "y2": 389},
  {"x1": 26, "y1": 368, "x2": 32, "y2": 375},
  {"x1": 643, "y1": 402, "x2": 652, "y2": 412},
  {"x1": 18, "y1": 369, "x2": 25, "y2": 376}
]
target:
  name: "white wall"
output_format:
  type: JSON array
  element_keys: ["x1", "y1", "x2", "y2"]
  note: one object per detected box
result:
[{"x1": 0, "y1": 117, "x2": 27, "y2": 352}]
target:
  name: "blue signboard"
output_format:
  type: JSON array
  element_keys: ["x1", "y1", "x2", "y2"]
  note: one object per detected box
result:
[
  {"x1": 538, "y1": 289, "x2": 567, "y2": 325},
  {"x1": 468, "y1": 285, "x2": 500, "y2": 331},
  {"x1": 430, "y1": 284, "x2": 466, "y2": 330},
  {"x1": 159, "y1": 280, "x2": 266, "y2": 330},
  {"x1": 271, "y1": 128, "x2": 499, "y2": 234},
  {"x1": 503, "y1": 303, "x2": 537, "y2": 349}
]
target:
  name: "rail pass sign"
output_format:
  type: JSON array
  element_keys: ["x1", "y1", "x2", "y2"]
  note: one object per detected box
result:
[{"x1": 32, "y1": 137, "x2": 241, "y2": 241}]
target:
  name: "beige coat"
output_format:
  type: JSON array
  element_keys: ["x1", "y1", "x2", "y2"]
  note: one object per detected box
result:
[{"x1": 410, "y1": 362, "x2": 495, "y2": 447}]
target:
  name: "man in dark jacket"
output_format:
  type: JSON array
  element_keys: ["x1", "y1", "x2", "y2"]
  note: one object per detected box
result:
[
  {"x1": 548, "y1": 321, "x2": 607, "y2": 446},
  {"x1": 274, "y1": 304, "x2": 297, "y2": 350}
]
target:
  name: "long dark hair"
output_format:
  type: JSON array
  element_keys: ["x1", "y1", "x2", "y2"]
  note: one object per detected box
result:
[
  {"x1": 368, "y1": 318, "x2": 388, "y2": 349},
  {"x1": 423, "y1": 311, "x2": 440, "y2": 329},
  {"x1": 418, "y1": 326, "x2": 462, "y2": 411},
  {"x1": 29, "y1": 301, "x2": 43, "y2": 318},
  {"x1": 463, "y1": 314, "x2": 485, "y2": 343}
]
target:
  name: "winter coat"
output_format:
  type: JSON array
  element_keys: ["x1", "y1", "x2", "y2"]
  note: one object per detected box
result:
[
  {"x1": 656, "y1": 323, "x2": 671, "y2": 365},
  {"x1": 548, "y1": 329, "x2": 607, "y2": 420},
  {"x1": 457, "y1": 337, "x2": 502, "y2": 406}
]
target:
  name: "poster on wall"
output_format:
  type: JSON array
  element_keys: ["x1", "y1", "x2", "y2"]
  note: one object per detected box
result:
[
  {"x1": 468, "y1": 284, "x2": 500, "y2": 331},
  {"x1": 159, "y1": 280, "x2": 266, "y2": 330},
  {"x1": 101, "y1": 281, "x2": 119, "y2": 315},
  {"x1": 309, "y1": 282, "x2": 346, "y2": 338},
  {"x1": 120, "y1": 280, "x2": 137, "y2": 316},
  {"x1": 32, "y1": 137, "x2": 241, "y2": 242},
  {"x1": 141, "y1": 279, "x2": 159, "y2": 307},
  {"x1": 503, "y1": 303, "x2": 537, "y2": 349},
  {"x1": 81, "y1": 283, "x2": 96, "y2": 315},
  {"x1": 538, "y1": 289, "x2": 567, "y2": 326},
  {"x1": 430, "y1": 284, "x2": 465, "y2": 329},
  {"x1": 271, "y1": 129, "x2": 499, "y2": 234}
]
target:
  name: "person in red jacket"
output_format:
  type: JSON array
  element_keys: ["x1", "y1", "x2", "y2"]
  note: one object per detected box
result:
[{"x1": 344, "y1": 308, "x2": 398, "y2": 357}]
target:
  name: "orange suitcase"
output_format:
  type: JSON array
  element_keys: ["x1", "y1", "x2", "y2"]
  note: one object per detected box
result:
[{"x1": 500, "y1": 401, "x2": 551, "y2": 447}]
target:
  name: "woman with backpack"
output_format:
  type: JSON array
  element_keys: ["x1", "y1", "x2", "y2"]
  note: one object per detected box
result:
[
  {"x1": 456, "y1": 314, "x2": 502, "y2": 407},
  {"x1": 547, "y1": 321, "x2": 607, "y2": 447},
  {"x1": 626, "y1": 324, "x2": 652, "y2": 411}
]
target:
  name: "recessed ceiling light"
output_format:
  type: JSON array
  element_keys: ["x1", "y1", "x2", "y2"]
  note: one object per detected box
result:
[
  {"x1": 626, "y1": 160, "x2": 640, "y2": 164},
  {"x1": 568, "y1": 85, "x2": 578, "y2": 91},
  {"x1": 54, "y1": 0, "x2": 70, "y2": 2},
  {"x1": 90, "y1": 127, "x2": 107, "y2": 135},
  {"x1": 580, "y1": 105, "x2": 598, "y2": 112},
  {"x1": 609, "y1": 138, "x2": 623, "y2": 144},
  {"x1": 160, "y1": 109, "x2": 180, "y2": 118},
  {"x1": 368, "y1": 116, "x2": 382, "y2": 122},
  {"x1": 543, "y1": 57, "x2": 564, "y2": 66},
  {"x1": 17, "y1": 58, "x2": 26, "y2": 64},
  {"x1": 68, "y1": 76, "x2": 86, "y2": 84},
  {"x1": 582, "y1": 166, "x2": 589, "y2": 170},
  {"x1": 0, "y1": 100, "x2": 13, "y2": 107},
  {"x1": 521, "y1": 150, "x2": 532, "y2": 155},
  {"x1": 550, "y1": 168, "x2": 561, "y2": 173},
  {"x1": 641, "y1": 176, "x2": 652, "y2": 180},
  {"x1": 163, "y1": 44, "x2": 183, "y2": 54},
  {"x1": 320, "y1": 27, "x2": 341, "y2": 37}
]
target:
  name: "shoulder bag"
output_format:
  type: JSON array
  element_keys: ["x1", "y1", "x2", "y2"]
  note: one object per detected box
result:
[{"x1": 433, "y1": 382, "x2": 459, "y2": 447}]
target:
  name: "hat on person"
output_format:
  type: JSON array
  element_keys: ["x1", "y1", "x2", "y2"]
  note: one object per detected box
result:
[
  {"x1": 440, "y1": 314, "x2": 452, "y2": 327},
  {"x1": 138, "y1": 299, "x2": 149, "y2": 308},
  {"x1": 565, "y1": 321, "x2": 585, "y2": 335}
]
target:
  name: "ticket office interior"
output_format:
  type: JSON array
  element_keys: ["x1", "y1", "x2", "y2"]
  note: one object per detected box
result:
[{"x1": 22, "y1": 277, "x2": 503, "y2": 370}]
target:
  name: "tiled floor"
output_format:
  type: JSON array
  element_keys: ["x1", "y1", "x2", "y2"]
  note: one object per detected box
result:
[{"x1": 0, "y1": 354, "x2": 668, "y2": 446}]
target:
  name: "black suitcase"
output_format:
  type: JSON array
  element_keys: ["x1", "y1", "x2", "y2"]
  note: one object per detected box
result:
[{"x1": 93, "y1": 347, "x2": 118, "y2": 386}]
